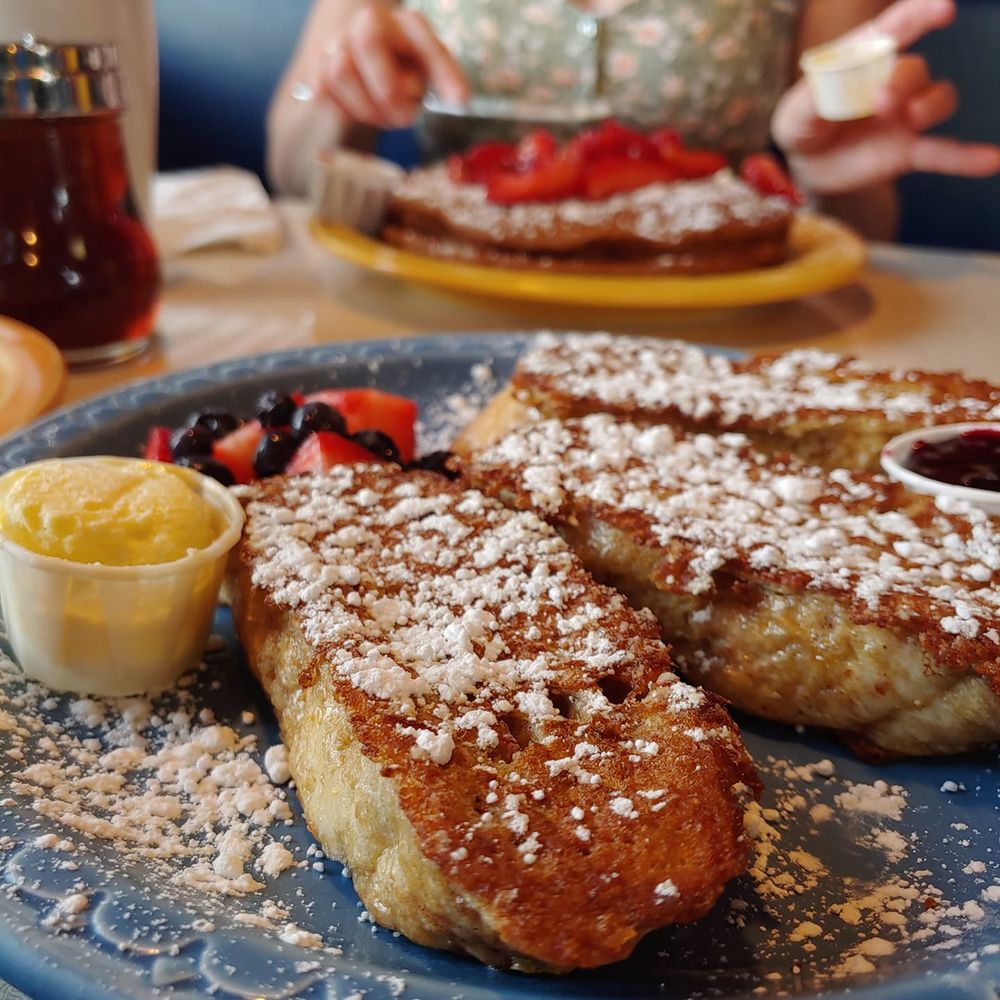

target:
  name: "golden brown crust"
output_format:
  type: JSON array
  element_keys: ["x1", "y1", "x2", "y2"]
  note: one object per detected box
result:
[
  {"x1": 229, "y1": 465, "x2": 760, "y2": 971},
  {"x1": 381, "y1": 224, "x2": 788, "y2": 275},
  {"x1": 452, "y1": 385, "x2": 534, "y2": 457},
  {"x1": 461, "y1": 416, "x2": 1000, "y2": 756},
  {"x1": 499, "y1": 334, "x2": 1000, "y2": 472},
  {"x1": 382, "y1": 165, "x2": 792, "y2": 276}
]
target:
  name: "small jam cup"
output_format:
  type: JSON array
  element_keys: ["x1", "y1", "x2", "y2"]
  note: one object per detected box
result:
[
  {"x1": 800, "y1": 32, "x2": 897, "y2": 122},
  {"x1": 310, "y1": 148, "x2": 404, "y2": 234},
  {"x1": 880, "y1": 423, "x2": 1000, "y2": 516},
  {"x1": 0, "y1": 459, "x2": 245, "y2": 696}
]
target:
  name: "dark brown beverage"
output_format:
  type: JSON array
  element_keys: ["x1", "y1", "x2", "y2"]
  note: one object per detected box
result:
[
  {"x1": 0, "y1": 37, "x2": 160, "y2": 366},
  {"x1": 0, "y1": 111, "x2": 160, "y2": 364}
]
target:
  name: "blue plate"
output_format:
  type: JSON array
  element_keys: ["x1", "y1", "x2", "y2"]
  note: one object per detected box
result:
[{"x1": 0, "y1": 334, "x2": 997, "y2": 1000}]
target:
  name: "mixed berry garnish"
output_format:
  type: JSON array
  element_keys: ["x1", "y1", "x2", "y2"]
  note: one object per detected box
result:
[
  {"x1": 143, "y1": 387, "x2": 454, "y2": 486},
  {"x1": 447, "y1": 120, "x2": 803, "y2": 206}
]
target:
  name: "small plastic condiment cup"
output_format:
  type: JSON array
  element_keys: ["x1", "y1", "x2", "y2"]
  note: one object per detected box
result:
[
  {"x1": 880, "y1": 423, "x2": 1000, "y2": 516},
  {"x1": 0, "y1": 459, "x2": 246, "y2": 696},
  {"x1": 800, "y1": 31, "x2": 897, "y2": 122},
  {"x1": 310, "y1": 148, "x2": 405, "y2": 234}
]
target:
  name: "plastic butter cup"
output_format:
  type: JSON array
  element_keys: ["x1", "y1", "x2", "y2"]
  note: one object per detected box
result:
[
  {"x1": 880, "y1": 423, "x2": 1000, "y2": 516},
  {"x1": 800, "y1": 32, "x2": 897, "y2": 122},
  {"x1": 310, "y1": 148, "x2": 405, "y2": 234},
  {"x1": 0, "y1": 457, "x2": 246, "y2": 696}
]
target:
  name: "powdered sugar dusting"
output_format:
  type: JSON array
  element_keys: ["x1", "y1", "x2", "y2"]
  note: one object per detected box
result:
[
  {"x1": 471, "y1": 414, "x2": 1000, "y2": 666},
  {"x1": 2, "y1": 666, "x2": 296, "y2": 899},
  {"x1": 514, "y1": 332, "x2": 1000, "y2": 429},
  {"x1": 0, "y1": 649, "x2": 363, "y2": 982},
  {"x1": 238, "y1": 466, "x2": 725, "y2": 780},
  {"x1": 701, "y1": 750, "x2": 1000, "y2": 990},
  {"x1": 236, "y1": 464, "x2": 750, "y2": 895},
  {"x1": 392, "y1": 166, "x2": 790, "y2": 252}
]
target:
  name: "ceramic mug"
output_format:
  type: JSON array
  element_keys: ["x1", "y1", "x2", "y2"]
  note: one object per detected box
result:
[{"x1": 0, "y1": 0, "x2": 158, "y2": 220}]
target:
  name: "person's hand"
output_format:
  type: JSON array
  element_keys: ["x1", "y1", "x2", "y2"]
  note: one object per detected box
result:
[
  {"x1": 320, "y1": 6, "x2": 469, "y2": 129},
  {"x1": 772, "y1": 0, "x2": 1000, "y2": 196}
]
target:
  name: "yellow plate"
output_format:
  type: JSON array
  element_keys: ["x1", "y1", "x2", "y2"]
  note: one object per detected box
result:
[
  {"x1": 311, "y1": 212, "x2": 866, "y2": 310},
  {"x1": 0, "y1": 316, "x2": 66, "y2": 438}
]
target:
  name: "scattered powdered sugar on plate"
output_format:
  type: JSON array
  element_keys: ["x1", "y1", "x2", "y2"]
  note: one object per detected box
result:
[
  {"x1": 1, "y1": 654, "x2": 294, "y2": 899},
  {"x1": 0, "y1": 648, "x2": 360, "y2": 981},
  {"x1": 416, "y1": 354, "x2": 500, "y2": 454},
  {"x1": 675, "y1": 746, "x2": 1000, "y2": 993}
]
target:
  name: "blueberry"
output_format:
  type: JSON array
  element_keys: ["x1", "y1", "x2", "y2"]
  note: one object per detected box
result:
[
  {"x1": 170, "y1": 424, "x2": 216, "y2": 459},
  {"x1": 351, "y1": 429, "x2": 401, "y2": 465},
  {"x1": 253, "y1": 429, "x2": 303, "y2": 478},
  {"x1": 291, "y1": 401, "x2": 347, "y2": 437},
  {"x1": 187, "y1": 411, "x2": 239, "y2": 439},
  {"x1": 255, "y1": 391, "x2": 297, "y2": 428},
  {"x1": 175, "y1": 455, "x2": 236, "y2": 487},
  {"x1": 408, "y1": 450, "x2": 459, "y2": 480}
]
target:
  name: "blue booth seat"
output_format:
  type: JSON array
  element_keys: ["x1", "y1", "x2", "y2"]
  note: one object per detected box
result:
[
  {"x1": 155, "y1": 0, "x2": 420, "y2": 177},
  {"x1": 902, "y1": 0, "x2": 1000, "y2": 252},
  {"x1": 156, "y1": 0, "x2": 312, "y2": 180},
  {"x1": 155, "y1": 0, "x2": 999, "y2": 250}
]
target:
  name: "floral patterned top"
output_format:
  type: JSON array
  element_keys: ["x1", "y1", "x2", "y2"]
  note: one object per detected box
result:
[{"x1": 406, "y1": 0, "x2": 799, "y2": 160}]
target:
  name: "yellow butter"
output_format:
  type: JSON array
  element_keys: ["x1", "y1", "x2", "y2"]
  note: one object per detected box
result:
[{"x1": 0, "y1": 458, "x2": 224, "y2": 566}]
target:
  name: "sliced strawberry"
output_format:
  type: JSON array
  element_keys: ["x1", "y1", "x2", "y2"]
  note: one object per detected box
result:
[
  {"x1": 650, "y1": 127, "x2": 683, "y2": 157},
  {"x1": 517, "y1": 128, "x2": 557, "y2": 169},
  {"x1": 143, "y1": 426, "x2": 173, "y2": 463},
  {"x1": 486, "y1": 155, "x2": 583, "y2": 205},
  {"x1": 583, "y1": 156, "x2": 678, "y2": 200},
  {"x1": 740, "y1": 153, "x2": 804, "y2": 205},
  {"x1": 303, "y1": 388, "x2": 417, "y2": 464},
  {"x1": 285, "y1": 431, "x2": 382, "y2": 475},
  {"x1": 213, "y1": 419, "x2": 263, "y2": 484},
  {"x1": 568, "y1": 120, "x2": 658, "y2": 164},
  {"x1": 659, "y1": 147, "x2": 727, "y2": 179},
  {"x1": 452, "y1": 141, "x2": 519, "y2": 184}
]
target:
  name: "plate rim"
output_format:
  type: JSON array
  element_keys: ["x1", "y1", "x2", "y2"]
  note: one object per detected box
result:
[
  {"x1": 0, "y1": 332, "x2": 538, "y2": 472},
  {"x1": 309, "y1": 213, "x2": 866, "y2": 309}
]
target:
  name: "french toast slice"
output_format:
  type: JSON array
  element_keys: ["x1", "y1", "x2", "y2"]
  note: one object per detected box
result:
[
  {"x1": 384, "y1": 165, "x2": 792, "y2": 275},
  {"x1": 455, "y1": 333, "x2": 1000, "y2": 472},
  {"x1": 462, "y1": 416, "x2": 1000, "y2": 758},
  {"x1": 228, "y1": 465, "x2": 759, "y2": 972}
]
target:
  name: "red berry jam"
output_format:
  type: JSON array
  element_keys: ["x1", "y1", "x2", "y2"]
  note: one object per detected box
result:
[{"x1": 903, "y1": 428, "x2": 1000, "y2": 493}]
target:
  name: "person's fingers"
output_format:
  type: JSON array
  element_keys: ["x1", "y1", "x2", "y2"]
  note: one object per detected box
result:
[
  {"x1": 349, "y1": 7, "x2": 424, "y2": 127},
  {"x1": 771, "y1": 78, "x2": 840, "y2": 155},
  {"x1": 905, "y1": 79, "x2": 957, "y2": 131},
  {"x1": 399, "y1": 67, "x2": 426, "y2": 103},
  {"x1": 348, "y1": 8, "x2": 399, "y2": 106},
  {"x1": 876, "y1": 54, "x2": 930, "y2": 116},
  {"x1": 323, "y1": 49, "x2": 385, "y2": 125},
  {"x1": 909, "y1": 135, "x2": 1000, "y2": 176},
  {"x1": 394, "y1": 9, "x2": 469, "y2": 105},
  {"x1": 871, "y1": 0, "x2": 955, "y2": 49}
]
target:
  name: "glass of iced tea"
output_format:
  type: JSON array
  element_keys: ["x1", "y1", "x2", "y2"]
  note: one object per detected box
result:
[{"x1": 0, "y1": 37, "x2": 160, "y2": 367}]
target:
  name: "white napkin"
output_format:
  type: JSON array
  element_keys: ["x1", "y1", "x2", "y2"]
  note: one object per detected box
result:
[{"x1": 152, "y1": 167, "x2": 284, "y2": 260}]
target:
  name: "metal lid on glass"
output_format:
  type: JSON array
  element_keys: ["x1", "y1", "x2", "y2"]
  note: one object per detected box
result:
[{"x1": 0, "y1": 35, "x2": 123, "y2": 117}]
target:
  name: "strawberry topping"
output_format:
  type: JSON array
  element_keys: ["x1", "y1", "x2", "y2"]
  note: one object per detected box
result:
[
  {"x1": 446, "y1": 120, "x2": 739, "y2": 205},
  {"x1": 739, "y1": 153, "x2": 805, "y2": 206}
]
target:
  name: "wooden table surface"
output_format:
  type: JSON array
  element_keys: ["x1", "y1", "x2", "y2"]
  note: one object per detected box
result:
[{"x1": 63, "y1": 201, "x2": 1000, "y2": 409}]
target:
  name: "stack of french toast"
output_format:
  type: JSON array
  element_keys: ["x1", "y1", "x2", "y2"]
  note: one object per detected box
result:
[{"x1": 227, "y1": 333, "x2": 1000, "y2": 973}]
